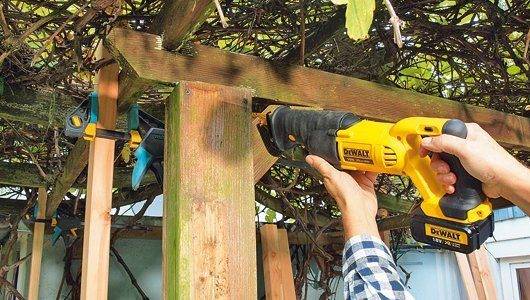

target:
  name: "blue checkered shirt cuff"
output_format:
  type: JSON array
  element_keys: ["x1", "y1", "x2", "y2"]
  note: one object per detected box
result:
[{"x1": 342, "y1": 234, "x2": 414, "y2": 300}]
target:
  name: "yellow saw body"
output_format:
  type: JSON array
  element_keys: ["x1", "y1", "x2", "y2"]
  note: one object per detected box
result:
[{"x1": 258, "y1": 106, "x2": 493, "y2": 253}]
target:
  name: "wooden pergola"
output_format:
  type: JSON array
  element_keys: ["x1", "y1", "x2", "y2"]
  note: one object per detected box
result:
[{"x1": 1, "y1": 1, "x2": 529, "y2": 299}]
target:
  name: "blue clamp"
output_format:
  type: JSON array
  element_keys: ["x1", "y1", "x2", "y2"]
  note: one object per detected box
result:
[
  {"x1": 88, "y1": 92, "x2": 99, "y2": 123},
  {"x1": 132, "y1": 145, "x2": 154, "y2": 190},
  {"x1": 131, "y1": 109, "x2": 164, "y2": 190}
]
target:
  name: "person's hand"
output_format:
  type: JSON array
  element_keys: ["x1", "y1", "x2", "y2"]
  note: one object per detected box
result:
[
  {"x1": 420, "y1": 123, "x2": 527, "y2": 201},
  {"x1": 305, "y1": 155, "x2": 380, "y2": 239}
]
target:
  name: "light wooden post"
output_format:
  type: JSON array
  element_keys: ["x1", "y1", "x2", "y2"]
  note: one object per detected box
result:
[
  {"x1": 163, "y1": 81, "x2": 256, "y2": 299},
  {"x1": 475, "y1": 247, "x2": 498, "y2": 300},
  {"x1": 468, "y1": 251, "x2": 487, "y2": 300},
  {"x1": 80, "y1": 45, "x2": 119, "y2": 300},
  {"x1": 468, "y1": 247, "x2": 498, "y2": 300},
  {"x1": 455, "y1": 252, "x2": 479, "y2": 300},
  {"x1": 260, "y1": 224, "x2": 296, "y2": 300},
  {"x1": 28, "y1": 187, "x2": 46, "y2": 300},
  {"x1": 277, "y1": 228, "x2": 296, "y2": 300}
]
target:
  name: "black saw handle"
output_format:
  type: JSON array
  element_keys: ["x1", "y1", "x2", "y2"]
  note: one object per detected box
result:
[{"x1": 439, "y1": 119, "x2": 487, "y2": 220}]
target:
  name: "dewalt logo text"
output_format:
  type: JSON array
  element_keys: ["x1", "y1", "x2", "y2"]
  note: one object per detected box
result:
[
  {"x1": 343, "y1": 149, "x2": 370, "y2": 158},
  {"x1": 342, "y1": 146, "x2": 374, "y2": 165},
  {"x1": 425, "y1": 224, "x2": 468, "y2": 245}
]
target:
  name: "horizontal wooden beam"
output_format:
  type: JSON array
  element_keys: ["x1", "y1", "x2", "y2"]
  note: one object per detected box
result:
[
  {"x1": 0, "y1": 198, "x2": 29, "y2": 214},
  {"x1": 0, "y1": 162, "x2": 155, "y2": 189},
  {"x1": 153, "y1": 0, "x2": 214, "y2": 50},
  {"x1": 0, "y1": 82, "x2": 164, "y2": 128},
  {"x1": 0, "y1": 162, "x2": 47, "y2": 187},
  {"x1": 0, "y1": 84, "x2": 78, "y2": 126},
  {"x1": 377, "y1": 214, "x2": 411, "y2": 232},
  {"x1": 106, "y1": 28, "x2": 530, "y2": 150}
]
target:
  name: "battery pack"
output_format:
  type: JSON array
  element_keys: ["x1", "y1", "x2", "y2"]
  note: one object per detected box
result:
[{"x1": 410, "y1": 208, "x2": 494, "y2": 254}]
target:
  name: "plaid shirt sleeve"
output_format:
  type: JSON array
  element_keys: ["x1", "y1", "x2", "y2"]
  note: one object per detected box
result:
[{"x1": 342, "y1": 234, "x2": 414, "y2": 300}]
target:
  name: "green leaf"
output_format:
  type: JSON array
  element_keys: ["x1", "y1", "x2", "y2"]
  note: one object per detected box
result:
[
  {"x1": 217, "y1": 39, "x2": 228, "y2": 49},
  {"x1": 457, "y1": 13, "x2": 474, "y2": 25},
  {"x1": 507, "y1": 65, "x2": 521, "y2": 75},
  {"x1": 265, "y1": 209, "x2": 277, "y2": 223},
  {"x1": 345, "y1": 0, "x2": 376, "y2": 40},
  {"x1": 121, "y1": 146, "x2": 131, "y2": 163},
  {"x1": 331, "y1": 0, "x2": 348, "y2": 4}
]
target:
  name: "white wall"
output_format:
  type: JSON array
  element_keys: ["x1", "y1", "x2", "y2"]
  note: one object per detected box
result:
[
  {"x1": 397, "y1": 249, "x2": 467, "y2": 300},
  {"x1": 485, "y1": 215, "x2": 530, "y2": 300},
  {"x1": 35, "y1": 237, "x2": 162, "y2": 300}
]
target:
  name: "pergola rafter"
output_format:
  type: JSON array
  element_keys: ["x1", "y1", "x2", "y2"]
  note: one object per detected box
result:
[{"x1": 106, "y1": 28, "x2": 530, "y2": 150}]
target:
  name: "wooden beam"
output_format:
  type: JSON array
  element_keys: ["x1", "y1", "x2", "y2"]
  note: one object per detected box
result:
[
  {"x1": 260, "y1": 224, "x2": 283, "y2": 300},
  {"x1": 116, "y1": 66, "x2": 155, "y2": 113},
  {"x1": 46, "y1": 139, "x2": 90, "y2": 217},
  {"x1": 277, "y1": 228, "x2": 296, "y2": 300},
  {"x1": 0, "y1": 162, "x2": 156, "y2": 190},
  {"x1": 0, "y1": 84, "x2": 78, "y2": 126},
  {"x1": 0, "y1": 81, "x2": 163, "y2": 128},
  {"x1": 474, "y1": 247, "x2": 498, "y2": 299},
  {"x1": 0, "y1": 163, "x2": 47, "y2": 188},
  {"x1": 0, "y1": 198, "x2": 30, "y2": 215},
  {"x1": 467, "y1": 251, "x2": 488, "y2": 300},
  {"x1": 455, "y1": 252, "x2": 479, "y2": 300},
  {"x1": 377, "y1": 214, "x2": 410, "y2": 232},
  {"x1": 163, "y1": 82, "x2": 256, "y2": 299},
  {"x1": 259, "y1": 226, "x2": 297, "y2": 300},
  {"x1": 153, "y1": 0, "x2": 214, "y2": 50},
  {"x1": 252, "y1": 109, "x2": 278, "y2": 182},
  {"x1": 106, "y1": 28, "x2": 530, "y2": 150},
  {"x1": 27, "y1": 188, "x2": 46, "y2": 300},
  {"x1": 80, "y1": 45, "x2": 118, "y2": 300}
]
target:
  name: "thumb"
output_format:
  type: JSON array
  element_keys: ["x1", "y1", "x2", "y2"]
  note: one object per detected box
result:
[
  {"x1": 421, "y1": 134, "x2": 466, "y2": 156},
  {"x1": 305, "y1": 155, "x2": 336, "y2": 179}
]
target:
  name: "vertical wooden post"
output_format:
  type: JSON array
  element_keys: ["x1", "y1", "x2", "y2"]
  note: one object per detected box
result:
[
  {"x1": 260, "y1": 224, "x2": 296, "y2": 300},
  {"x1": 28, "y1": 187, "x2": 46, "y2": 300},
  {"x1": 163, "y1": 81, "x2": 256, "y2": 299},
  {"x1": 261, "y1": 224, "x2": 282, "y2": 300},
  {"x1": 277, "y1": 228, "x2": 296, "y2": 300},
  {"x1": 80, "y1": 45, "x2": 118, "y2": 300},
  {"x1": 475, "y1": 247, "x2": 498, "y2": 299},
  {"x1": 455, "y1": 252, "x2": 479, "y2": 300},
  {"x1": 468, "y1": 252, "x2": 486, "y2": 300},
  {"x1": 467, "y1": 248, "x2": 497, "y2": 300}
]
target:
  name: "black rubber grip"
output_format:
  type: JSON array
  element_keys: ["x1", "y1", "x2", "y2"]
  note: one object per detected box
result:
[
  {"x1": 268, "y1": 106, "x2": 359, "y2": 165},
  {"x1": 439, "y1": 119, "x2": 486, "y2": 220}
]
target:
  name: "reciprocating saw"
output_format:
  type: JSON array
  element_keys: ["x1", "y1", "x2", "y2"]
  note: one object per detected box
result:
[{"x1": 257, "y1": 106, "x2": 493, "y2": 254}]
